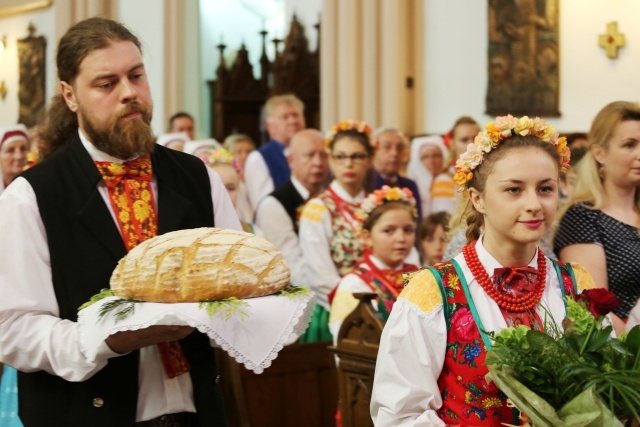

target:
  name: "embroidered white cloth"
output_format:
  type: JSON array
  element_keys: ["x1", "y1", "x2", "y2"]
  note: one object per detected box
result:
[{"x1": 78, "y1": 291, "x2": 315, "y2": 374}]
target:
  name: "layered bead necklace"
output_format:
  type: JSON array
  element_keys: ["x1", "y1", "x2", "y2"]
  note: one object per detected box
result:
[{"x1": 462, "y1": 241, "x2": 546, "y2": 313}]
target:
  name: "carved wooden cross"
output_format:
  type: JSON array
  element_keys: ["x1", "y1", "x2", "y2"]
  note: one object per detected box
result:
[{"x1": 599, "y1": 22, "x2": 625, "y2": 59}]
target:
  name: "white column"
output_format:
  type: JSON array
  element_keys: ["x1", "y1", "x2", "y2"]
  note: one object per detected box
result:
[{"x1": 320, "y1": 0, "x2": 337, "y2": 131}]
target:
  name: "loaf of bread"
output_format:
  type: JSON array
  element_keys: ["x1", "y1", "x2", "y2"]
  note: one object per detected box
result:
[{"x1": 110, "y1": 227, "x2": 290, "y2": 302}]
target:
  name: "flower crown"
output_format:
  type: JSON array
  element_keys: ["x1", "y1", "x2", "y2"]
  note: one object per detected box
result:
[
  {"x1": 453, "y1": 115, "x2": 571, "y2": 189},
  {"x1": 197, "y1": 147, "x2": 234, "y2": 165},
  {"x1": 197, "y1": 147, "x2": 242, "y2": 174},
  {"x1": 324, "y1": 119, "x2": 373, "y2": 149},
  {"x1": 359, "y1": 185, "x2": 418, "y2": 220}
]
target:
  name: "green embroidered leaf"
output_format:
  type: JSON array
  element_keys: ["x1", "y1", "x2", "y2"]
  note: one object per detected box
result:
[
  {"x1": 198, "y1": 297, "x2": 249, "y2": 320},
  {"x1": 273, "y1": 285, "x2": 311, "y2": 300},
  {"x1": 78, "y1": 288, "x2": 116, "y2": 311},
  {"x1": 97, "y1": 298, "x2": 139, "y2": 321}
]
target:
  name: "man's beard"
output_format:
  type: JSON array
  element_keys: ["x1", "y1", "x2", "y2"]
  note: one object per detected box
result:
[{"x1": 81, "y1": 102, "x2": 156, "y2": 160}]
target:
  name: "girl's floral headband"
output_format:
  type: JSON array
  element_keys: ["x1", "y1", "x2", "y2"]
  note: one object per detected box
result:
[
  {"x1": 359, "y1": 185, "x2": 418, "y2": 220},
  {"x1": 197, "y1": 148, "x2": 241, "y2": 174},
  {"x1": 453, "y1": 115, "x2": 571, "y2": 190},
  {"x1": 324, "y1": 119, "x2": 373, "y2": 149}
]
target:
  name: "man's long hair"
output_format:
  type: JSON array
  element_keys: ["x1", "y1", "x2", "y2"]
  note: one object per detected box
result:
[{"x1": 39, "y1": 18, "x2": 142, "y2": 159}]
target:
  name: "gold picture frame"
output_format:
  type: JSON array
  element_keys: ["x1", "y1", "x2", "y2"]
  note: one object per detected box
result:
[{"x1": 0, "y1": 1, "x2": 52, "y2": 18}]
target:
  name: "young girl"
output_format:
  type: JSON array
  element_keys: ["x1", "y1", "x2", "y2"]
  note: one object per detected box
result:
[
  {"x1": 371, "y1": 115, "x2": 597, "y2": 426},
  {"x1": 328, "y1": 186, "x2": 419, "y2": 341},
  {"x1": 419, "y1": 211, "x2": 450, "y2": 266},
  {"x1": 198, "y1": 148, "x2": 262, "y2": 236},
  {"x1": 299, "y1": 120, "x2": 374, "y2": 342}
]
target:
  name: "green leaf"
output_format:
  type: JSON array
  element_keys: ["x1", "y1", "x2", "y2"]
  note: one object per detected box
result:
[
  {"x1": 78, "y1": 288, "x2": 115, "y2": 311},
  {"x1": 97, "y1": 298, "x2": 138, "y2": 321},
  {"x1": 584, "y1": 326, "x2": 613, "y2": 353},
  {"x1": 198, "y1": 297, "x2": 249, "y2": 320},
  {"x1": 272, "y1": 285, "x2": 312, "y2": 300},
  {"x1": 624, "y1": 325, "x2": 640, "y2": 355}
]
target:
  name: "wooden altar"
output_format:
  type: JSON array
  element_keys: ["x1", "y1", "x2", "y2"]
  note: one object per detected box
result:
[{"x1": 208, "y1": 16, "x2": 320, "y2": 145}]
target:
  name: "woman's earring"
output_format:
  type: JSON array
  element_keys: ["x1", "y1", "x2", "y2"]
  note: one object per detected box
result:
[{"x1": 598, "y1": 163, "x2": 605, "y2": 179}]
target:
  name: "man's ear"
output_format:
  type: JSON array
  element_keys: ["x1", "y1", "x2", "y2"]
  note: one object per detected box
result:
[
  {"x1": 60, "y1": 81, "x2": 78, "y2": 113},
  {"x1": 468, "y1": 187, "x2": 485, "y2": 214}
]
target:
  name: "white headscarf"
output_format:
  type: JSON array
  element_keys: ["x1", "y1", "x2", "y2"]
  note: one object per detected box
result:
[
  {"x1": 155, "y1": 132, "x2": 190, "y2": 151},
  {"x1": 407, "y1": 135, "x2": 447, "y2": 216},
  {"x1": 183, "y1": 139, "x2": 223, "y2": 157},
  {"x1": 0, "y1": 124, "x2": 29, "y2": 194}
]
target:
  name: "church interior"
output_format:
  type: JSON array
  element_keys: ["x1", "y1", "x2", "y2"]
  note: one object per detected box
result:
[{"x1": 1, "y1": 1, "x2": 639, "y2": 426}]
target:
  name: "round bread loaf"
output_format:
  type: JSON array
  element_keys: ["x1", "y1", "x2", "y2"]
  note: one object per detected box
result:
[{"x1": 110, "y1": 227, "x2": 291, "y2": 302}]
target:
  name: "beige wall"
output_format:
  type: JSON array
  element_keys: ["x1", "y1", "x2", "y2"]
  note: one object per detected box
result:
[{"x1": 320, "y1": 0, "x2": 425, "y2": 135}]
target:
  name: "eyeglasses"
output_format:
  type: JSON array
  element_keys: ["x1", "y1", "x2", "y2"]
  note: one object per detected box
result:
[{"x1": 331, "y1": 153, "x2": 370, "y2": 164}]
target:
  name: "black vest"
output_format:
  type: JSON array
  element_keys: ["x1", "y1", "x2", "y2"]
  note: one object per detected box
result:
[
  {"x1": 18, "y1": 137, "x2": 227, "y2": 427},
  {"x1": 270, "y1": 179, "x2": 305, "y2": 235}
]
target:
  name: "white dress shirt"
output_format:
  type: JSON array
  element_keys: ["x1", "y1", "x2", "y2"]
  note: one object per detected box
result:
[
  {"x1": 329, "y1": 256, "x2": 412, "y2": 344},
  {"x1": 244, "y1": 150, "x2": 275, "y2": 210},
  {"x1": 0, "y1": 130, "x2": 241, "y2": 422},
  {"x1": 370, "y1": 238, "x2": 595, "y2": 426},
  {"x1": 255, "y1": 177, "x2": 308, "y2": 287}
]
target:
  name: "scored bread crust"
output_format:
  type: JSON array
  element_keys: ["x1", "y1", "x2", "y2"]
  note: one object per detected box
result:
[{"x1": 110, "y1": 227, "x2": 291, "y2": 302}]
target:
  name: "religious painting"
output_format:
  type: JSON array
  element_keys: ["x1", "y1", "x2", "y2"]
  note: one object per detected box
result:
[
  {"x1": 17, "y1": 24, "x2": 47, "y2": 127},
  {"x1": 486, "y1": 0, "x2": 560, "y2": 117}
]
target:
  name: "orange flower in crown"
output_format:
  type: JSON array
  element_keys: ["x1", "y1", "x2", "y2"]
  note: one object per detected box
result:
[
  {"x1": 453, "y1": 115, "x2": 571, "y2": 190},
  {"x1": 325, "y1": 119, "x2": 373, "y2": 149},
  {"x1": 358, "y1": 185, "x2": 418, "y2": 221}
]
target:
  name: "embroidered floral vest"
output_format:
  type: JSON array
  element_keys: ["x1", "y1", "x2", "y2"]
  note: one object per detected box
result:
[
  {"x1": 428, "y1": 259, "x2": 577, "y2": 426},
  {"x1": 320, "y1": 193, "x2": 363, "y2": 277}
]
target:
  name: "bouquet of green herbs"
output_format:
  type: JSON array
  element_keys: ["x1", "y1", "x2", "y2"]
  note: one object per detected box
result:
[{"x1": 485, "y1": 289, "x2": 640, "y2": 427}]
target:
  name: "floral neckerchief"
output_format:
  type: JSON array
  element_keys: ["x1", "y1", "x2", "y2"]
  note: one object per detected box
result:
[
  {"x1": 353, "y1": 253, "x2": 418, "y2": 320},
  {"x1": 319, "y1": 186, "x2": 365, "y2": 276}
]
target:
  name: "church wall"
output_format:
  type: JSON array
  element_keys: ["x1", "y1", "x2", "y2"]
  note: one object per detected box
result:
[
  {"x1": 424, "y1": 0, "x2": 640, "y2": 134},
  {"x1": 118, "y1": 0, "x2": 165, "y2": 135},
  {"x1": 0, "y1": 5, "x2": 57, "y2": 127}
]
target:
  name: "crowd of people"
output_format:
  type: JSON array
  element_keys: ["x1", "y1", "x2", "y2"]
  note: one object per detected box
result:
[{"x1": 0, "y1": 16, "x2": 639, "y2": 427}]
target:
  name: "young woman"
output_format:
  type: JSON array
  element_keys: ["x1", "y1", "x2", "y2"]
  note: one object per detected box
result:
[
  {"x1": 419, "y1": 211, "x2": 451, "y2": 266},
  {"x1": 554, "y1": 101, "x2": 640, "y2": 335},
  {"x1": 329, "y1": 186, "x2": 419, "y2": 341},
  {"x1": 371, "y1": 115, "x2": 597, "y2": 426},
  {"x1": 299, "y1": 120, "x2": 374, "y2": 343}
]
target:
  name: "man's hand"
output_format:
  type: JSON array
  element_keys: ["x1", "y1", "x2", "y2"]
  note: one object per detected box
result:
[{"x1": 105, "y1": 325, "x2": 195, "y2": 354}]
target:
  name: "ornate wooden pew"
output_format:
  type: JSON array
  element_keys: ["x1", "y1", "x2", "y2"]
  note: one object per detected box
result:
[{"x1": 330, "y1": 293, "x2": 384, "y2": 427}]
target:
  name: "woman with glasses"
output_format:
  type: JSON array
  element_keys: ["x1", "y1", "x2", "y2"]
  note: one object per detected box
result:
[{"x1": 298, "y1": 120, "x2": 374, "y2": 342}]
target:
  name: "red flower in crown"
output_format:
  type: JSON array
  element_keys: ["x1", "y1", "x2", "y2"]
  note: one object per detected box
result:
[{"x1": 577, "y1": 288, "x2": 621, "y2": 318}]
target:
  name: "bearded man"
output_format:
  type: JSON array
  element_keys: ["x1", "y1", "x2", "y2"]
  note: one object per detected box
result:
[{"x1": 0, "y1": 17, "x2": 240, "y2": 427}]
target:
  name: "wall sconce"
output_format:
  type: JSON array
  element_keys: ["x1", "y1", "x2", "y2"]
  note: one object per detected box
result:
[{"x1": 0, "y1": 35, "x2": 6, "y2": 54}]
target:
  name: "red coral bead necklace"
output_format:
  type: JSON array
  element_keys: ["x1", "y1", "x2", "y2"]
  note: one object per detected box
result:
[{"x1": 462, "y1": 241, "x2": 546, "y2": 313}]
